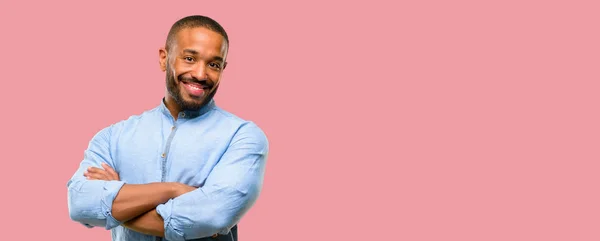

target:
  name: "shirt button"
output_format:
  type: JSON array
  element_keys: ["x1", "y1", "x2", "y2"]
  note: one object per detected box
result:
[
  {"x1": 171, "y1": 126, "x2": 176, "y2": 130},
  {"x1": 161, "y1": 153, "x2": 166, "y2": 158},
  {"x1": 180, "y1": 113, "x2": 186, "y2": 117}
]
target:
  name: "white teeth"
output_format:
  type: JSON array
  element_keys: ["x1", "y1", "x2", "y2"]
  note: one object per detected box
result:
[{"x1": 188, "y1": 84, "x2": 202, "y2": 90}]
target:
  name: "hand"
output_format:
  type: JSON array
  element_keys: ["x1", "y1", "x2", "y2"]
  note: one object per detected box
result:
[{"x1": 84, "y1": 163, "x2": 120, "y2": 181}]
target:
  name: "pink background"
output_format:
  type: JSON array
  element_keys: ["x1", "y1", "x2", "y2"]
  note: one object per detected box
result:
[{"x1": 1, "y1": 0, "x2": 599, "y2": 240}]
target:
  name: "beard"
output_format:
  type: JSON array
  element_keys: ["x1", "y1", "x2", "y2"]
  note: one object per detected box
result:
[{"x1": 165, "y1": 64, "x2": 218, "y2": 111}]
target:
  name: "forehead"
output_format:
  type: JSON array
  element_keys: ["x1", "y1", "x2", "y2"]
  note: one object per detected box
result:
[{"x1": 173, "y1": 27, "x2": 227, "y2": 57}]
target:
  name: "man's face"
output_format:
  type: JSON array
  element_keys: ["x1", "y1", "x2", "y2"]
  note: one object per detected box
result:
[{"x1": 161, "y1": 27, "x2": 228, "y2": 111}]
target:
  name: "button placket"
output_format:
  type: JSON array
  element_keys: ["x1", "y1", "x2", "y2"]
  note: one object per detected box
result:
[{"x1": 161, "y1": 120, "x2": 178, "y2": 182}]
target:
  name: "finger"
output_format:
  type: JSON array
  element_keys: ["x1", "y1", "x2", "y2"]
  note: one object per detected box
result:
[
  {"x1": 101, "y1": 163, "x2": 120, "y2": 180},
  {"x1": 87, "y1": 167, "x2": 108, "y2": 176},
  {"x1": 102, "y1": 164, "x2": 119, "y2": 180},
  {"x1": 87, "y1": 166, "x2": 105, "y2": 172},
  {"x1": 87, "y1": 167, "x2": 110, "y2": 179},
  {"x1": 85, "y1": 171, "x2": 111, "y2": 181},
  {"x1": 84, "y1": 172, "x2": 108, "y2": 181}
]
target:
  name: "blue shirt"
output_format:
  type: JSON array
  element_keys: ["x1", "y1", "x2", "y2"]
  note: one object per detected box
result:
[{"x1": 66, "y1": 99, "x2": 269, "y2": 241}]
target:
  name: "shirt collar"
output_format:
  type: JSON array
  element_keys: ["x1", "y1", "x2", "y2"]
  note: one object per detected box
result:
[{"x1": 159, "y1": 97, "x2": 215, "y2": 119}]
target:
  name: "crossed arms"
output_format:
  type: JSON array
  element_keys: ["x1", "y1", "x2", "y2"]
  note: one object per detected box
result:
[
  {"x1": 67, "y1": 123, "x2": 268, "y2": 240},
  {"x1": 82, "y1": 163, "x2": 194, "y2": 237}
]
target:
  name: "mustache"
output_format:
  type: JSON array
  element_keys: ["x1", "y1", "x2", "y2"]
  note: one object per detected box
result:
[{"x1": 178, "y1": 76, "x2": 213, "y2": 88}]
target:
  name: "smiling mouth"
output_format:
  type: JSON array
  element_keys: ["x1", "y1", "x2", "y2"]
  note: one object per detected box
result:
[{"x1": 181, "y1": 80, "x2": 210, "y2": 96}]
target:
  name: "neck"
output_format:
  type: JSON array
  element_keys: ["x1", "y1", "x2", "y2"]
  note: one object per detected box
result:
[{"x1": 164, "y1": 95, "x2": 182, "y2": 120}]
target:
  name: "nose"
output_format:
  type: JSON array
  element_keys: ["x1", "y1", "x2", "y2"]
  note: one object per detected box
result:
[{"x1": 190, "y1": 63, "x2": 207, "y2": 80}]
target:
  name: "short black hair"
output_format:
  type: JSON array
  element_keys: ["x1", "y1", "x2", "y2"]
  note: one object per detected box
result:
[{"x1": 165, "y1": 15, "x2": 229, "y2": 51}]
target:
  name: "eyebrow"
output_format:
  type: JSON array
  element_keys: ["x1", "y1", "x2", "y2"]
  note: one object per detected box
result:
[
  {"x1": 183, "y1": 49, "x2": 199, "y2": 55},
  {"x1": 212, "y1": 56, "x2": 224, "y2": 63},
  {"x1": 182, "y1": 49, "x2": 224, "y2": 62}
]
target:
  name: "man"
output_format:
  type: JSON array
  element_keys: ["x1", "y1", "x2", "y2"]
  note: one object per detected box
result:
[{"x1": 66, "y1": 15, "x2": 268, "y2": 241}]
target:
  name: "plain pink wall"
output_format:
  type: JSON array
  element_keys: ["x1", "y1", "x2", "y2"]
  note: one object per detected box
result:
[{"x1": 1, "y1": 0, "x2": 599, "y2": 240}]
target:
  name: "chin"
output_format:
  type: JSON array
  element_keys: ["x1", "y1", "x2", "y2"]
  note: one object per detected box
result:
[
  {"x1": 186, "y1": 98, "x2": 205, "y2": 107},
  {"x1": 179, "y1": 94, "x2": 207, "y2": 110}
]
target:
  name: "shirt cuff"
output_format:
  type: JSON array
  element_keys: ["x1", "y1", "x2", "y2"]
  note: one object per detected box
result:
[
  {"x1": 100, "y1": 180, "x2": 126, "y2": 230},
  {"x1": 157, "y1": 200, "x2": 186, "y2": 241}
]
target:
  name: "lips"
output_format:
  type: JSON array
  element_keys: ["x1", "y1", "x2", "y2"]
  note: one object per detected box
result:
[{"x1": 180, "y1": 80, "x2": 210, "y2": 97}]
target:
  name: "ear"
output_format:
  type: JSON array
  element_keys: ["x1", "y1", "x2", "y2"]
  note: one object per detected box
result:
[
  {"x1": 223, "y1": 61, "x2": 228, "y2": 70},
  {"x1": 159, "y1": 48, "x2": 168, "y2": 72}
]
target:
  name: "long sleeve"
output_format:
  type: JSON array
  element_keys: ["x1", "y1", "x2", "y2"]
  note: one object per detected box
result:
[
  {"x1": 156, "y1": 122, "x2": 269, "y2": 241},
  {"x1": 67, "y1": 125, "x2": 126, "y2": 230}
]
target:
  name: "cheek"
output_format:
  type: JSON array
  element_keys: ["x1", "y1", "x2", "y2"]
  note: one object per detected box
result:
[
  {"x1": 208, "y1": 71, "x2": 222, "y2": 81},
  {"x1": 171, "y1": 62, "x2": 187, "y2": 76},
  {"x1": 175, "y1": 67, "x2": 194, "y2": 79},
  {"x1": 171, "y1": 70, "x2": 186, "y2": 81}
]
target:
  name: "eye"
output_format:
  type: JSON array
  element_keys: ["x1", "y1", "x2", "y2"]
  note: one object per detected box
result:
[
  {"x1": 184, "y1": 57, "x2": 195, "y2": 62},
  {"x1": 209, "y1": 62, "x2": 221, "y2": 69}
]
